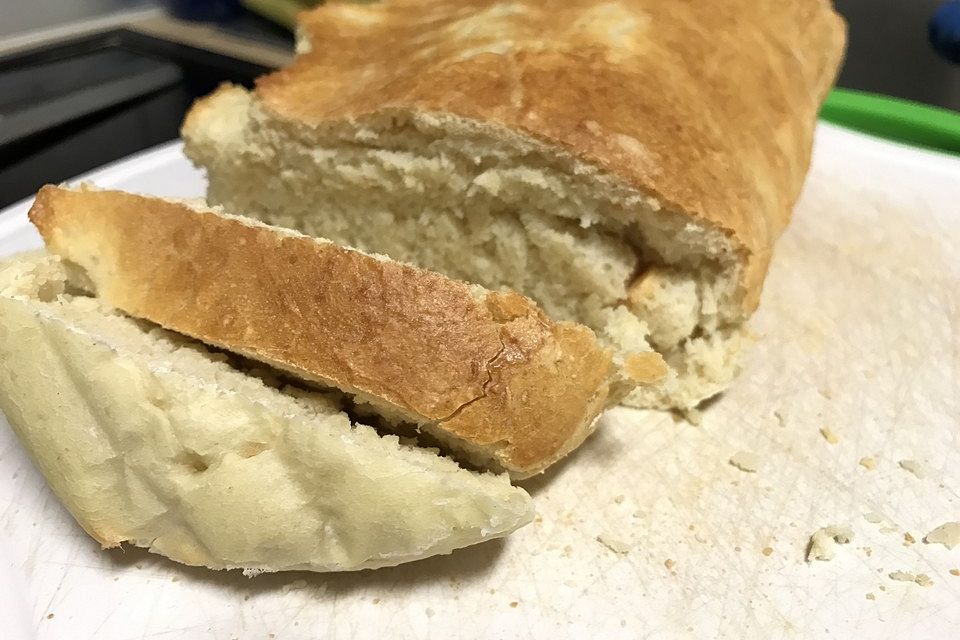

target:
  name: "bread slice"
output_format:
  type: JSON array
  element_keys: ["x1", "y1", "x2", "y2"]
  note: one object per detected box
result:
[
  {"x1": 29, "y1": 185, "x2": 617, "y2": 479},
  {"x1": 182, "y1": 0, "x2": 845, "y2": 410},
  {"x1": 0, "y1": 252, "x2": 533, "y2": 572}
]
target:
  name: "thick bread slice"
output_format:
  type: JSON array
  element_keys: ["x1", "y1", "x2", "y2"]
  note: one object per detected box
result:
[
  {"x1": 29, "y1": 185, "x2": 616, "y2": 478},
  {"x1": 0, "y1": 253, "x2": 533, "y2": 572},
  {"x1": 181, "y1": 0, "x2": 845, "y2": 410}
]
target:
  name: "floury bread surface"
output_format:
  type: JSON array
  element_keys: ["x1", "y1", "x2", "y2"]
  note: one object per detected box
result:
[{"x1": 0, "y1": 253, "x2": 533, "y2": 572}]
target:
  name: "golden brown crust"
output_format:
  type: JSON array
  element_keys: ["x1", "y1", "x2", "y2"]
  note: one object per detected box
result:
[
  {"x1": 249, "y1": 0, "x2": 846, "y2": 313},
  {"x1": 29, "y1": 186, "x2": 613, "y2": 477}
]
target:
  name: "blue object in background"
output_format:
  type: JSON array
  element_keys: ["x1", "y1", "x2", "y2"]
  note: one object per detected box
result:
[{"x1": 930, "y1": 0, "x2": 960, "y2": 63}]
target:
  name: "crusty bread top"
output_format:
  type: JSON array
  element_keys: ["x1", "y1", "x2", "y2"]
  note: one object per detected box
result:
[
  {"x1": 29, "y1": 186, "x2": 613, "y2": 478},
  {"x1": 239, "y1": 0, "x2": 845, "y2": 312}
]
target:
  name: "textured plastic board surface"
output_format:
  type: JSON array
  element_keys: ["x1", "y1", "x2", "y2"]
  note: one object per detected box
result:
[{"x1": 1, "y1": 126, "x2": 959, "y2": 639}]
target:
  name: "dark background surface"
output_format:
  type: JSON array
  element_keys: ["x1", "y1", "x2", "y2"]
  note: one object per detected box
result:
[
  {"x1": 0, "y1": 29, "x2": 273, "y2": 208},
  {"x1": 834, "y1": 0, "x2": 960, "y2": 111}
]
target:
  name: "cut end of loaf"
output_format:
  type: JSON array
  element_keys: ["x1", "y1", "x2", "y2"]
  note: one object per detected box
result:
[
  {"x1": 183, "y1": 85, "x2": 750, "y2": 410},
  {"x1": 181, "y1": 0, "x2": 846, "y2": 410}
]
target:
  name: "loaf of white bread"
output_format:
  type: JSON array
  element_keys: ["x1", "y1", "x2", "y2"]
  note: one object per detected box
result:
[
  {"x1": 0, "y1": 253, "x2": 533, "y2": 572},
  {"x1": 183, "y1": 0, "x2": 846, "y2": 410}
]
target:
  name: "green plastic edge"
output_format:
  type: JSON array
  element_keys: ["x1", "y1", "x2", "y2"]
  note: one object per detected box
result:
[{"x1": 820, "y1": 88, "x2": 960, "y2": 156}]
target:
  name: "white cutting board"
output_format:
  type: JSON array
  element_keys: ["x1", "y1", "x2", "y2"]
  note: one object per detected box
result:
[{"x1": 1, "y1": 124, "x2": 959, "y2": 639}]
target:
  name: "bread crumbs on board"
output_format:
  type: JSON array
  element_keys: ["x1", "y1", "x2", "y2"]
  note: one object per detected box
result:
[
  {"x1": 729, "y1": 450, "x2": 760, "y2": 473},
  {"x1": 924, "y1": 522, "x2": 960, "y2": 549},
  {"x1": 898, "y1": 459, "x2": 928, "y2": 479},
  {"x1": 903, "y1": 532, "x2": 916, "y2": 546},
  {"x1": 950, "y1": 569, "x2": 960, "y2": 577},
  {"x1": 819, "y1": 426, "x2": 839, "y2": 444},
  {"x1": 863, "y1": 511, "x2": 899, "y2": 534},
  {"x1": 889, "y1": 571, "x2": 933, "y2": 587},
  {"x1": 597, "y1": 534, "x2": 632, "y2": 555},
  {"x1": 858, "y1": 456, "x2": 877, "y2": 470},
  {"x1": 807, "y1": 525, "x2": 854, "y2": 562}
]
